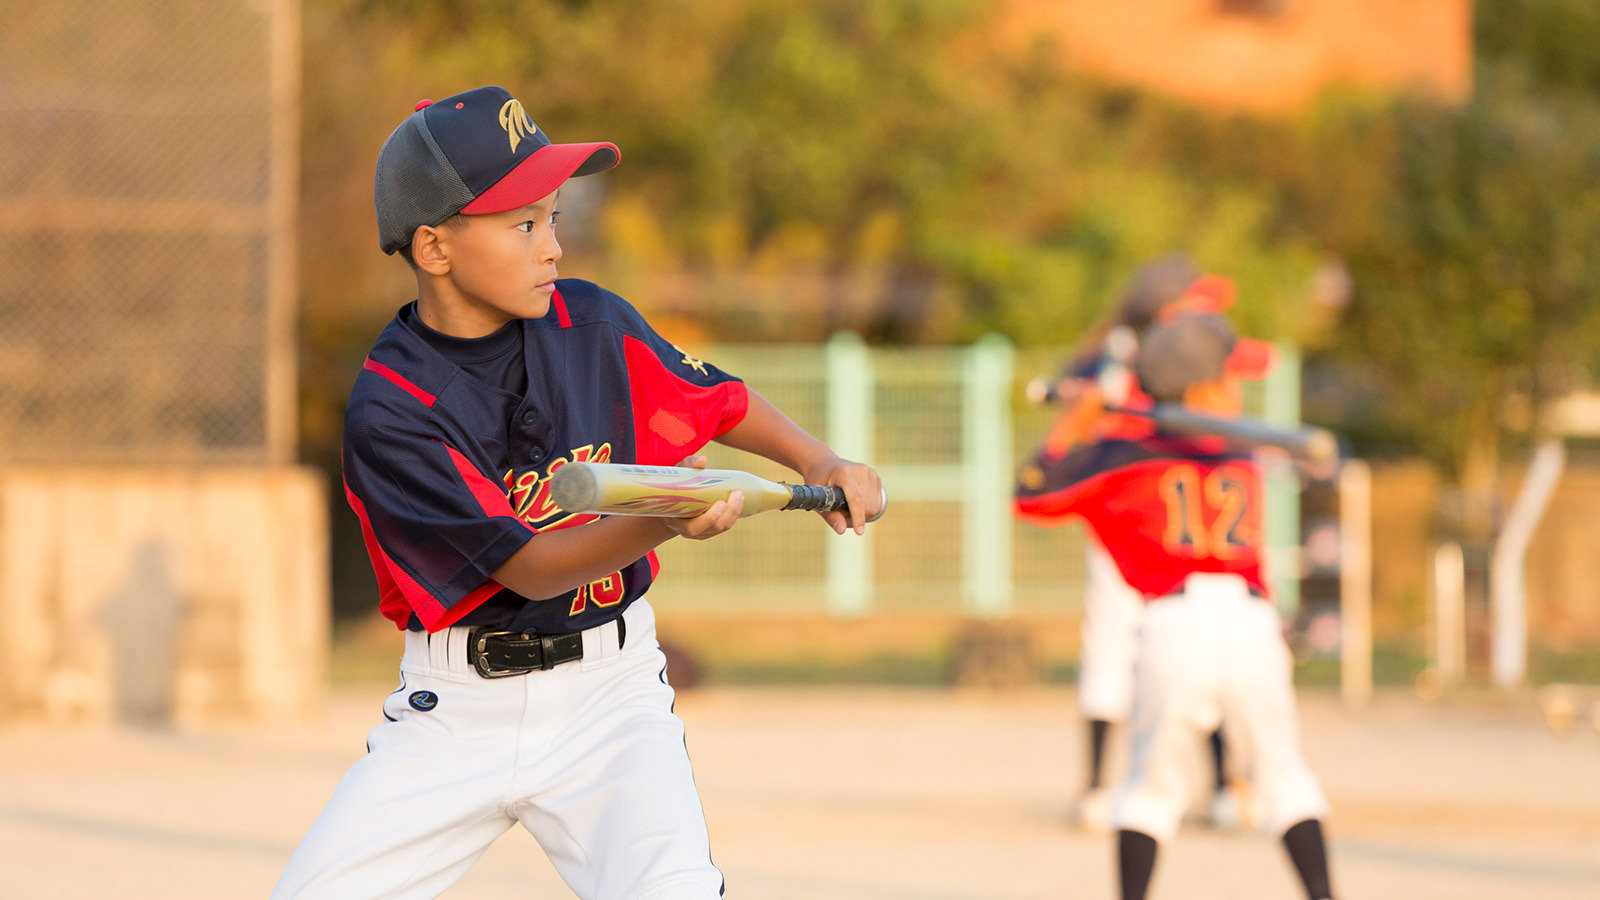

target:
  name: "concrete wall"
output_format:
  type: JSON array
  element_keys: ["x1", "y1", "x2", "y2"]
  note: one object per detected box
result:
[{"x1": 0, "y1": 467, "x2": 328, "y2": 727}]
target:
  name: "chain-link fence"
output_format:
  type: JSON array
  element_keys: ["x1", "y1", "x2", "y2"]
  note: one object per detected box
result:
[{"x1": 0, "y1": 0, "x2": 298, "y2": 464}]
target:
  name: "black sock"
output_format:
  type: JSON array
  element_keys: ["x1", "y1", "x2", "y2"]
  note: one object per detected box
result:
[
  {"x1": 1282, "y1": 818, "x2": 1334, "y2": 900},
  {"x1": 1118, "y1": 829, "x2": 1159, "y2": 900},
  {"x1": 1208, "y1": 727, "x2": 1227, "y2": 791},
  {"x1": 1088, "y1": 719, "x2": 1111, "y2": 789}
]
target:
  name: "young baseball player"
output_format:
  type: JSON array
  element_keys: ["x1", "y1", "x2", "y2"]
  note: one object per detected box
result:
[
  {"x1": 1017, "y1": 258, "x2": 1244, "y2": 832},
  {"x1": 272, "y1": 85, "x2": 882, "y2": 900},
  {"x1": 1020, "y1": 313, "x2": 1335, "y2": 900}
]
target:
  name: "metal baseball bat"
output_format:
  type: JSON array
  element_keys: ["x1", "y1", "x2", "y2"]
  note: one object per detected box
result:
[
  {"x1": 1113, "y1": 403, "x2": 1340, "y2": 463},
  {"x1": 549, "y1": 462, "x2": 887, "y2": 522}
]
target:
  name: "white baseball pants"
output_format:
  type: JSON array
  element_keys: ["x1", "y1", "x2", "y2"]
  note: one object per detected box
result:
[
  {"x1": 272, "y1": 599, "x2": 723, "y2": 900},
  {"x1": 1112, "y1": 574, "x2": 1329, "y2": 842},
  {"x1": 1076, "y1": 533, "x2": 1144, "y2": 722}
]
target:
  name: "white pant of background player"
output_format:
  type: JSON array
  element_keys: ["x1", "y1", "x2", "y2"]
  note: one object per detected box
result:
[
  {"x1": 271, "y1": 600, "x2": 723, "y2": 900},
  {"x1": 1113, "y1": 573, "x2": 1329, "y2": 843},
  {"x1": 1077, "y1": 534, "x2": 1143, "y2": 723}
]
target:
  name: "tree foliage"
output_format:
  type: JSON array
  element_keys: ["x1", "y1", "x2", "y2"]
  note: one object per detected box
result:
[
  {"x1": 1477, "y1": 0, "x2": 1600, "y2": 98},
  {"x1": 297, "y1": 0, "x2": 1600, "y2": 491},
  {"x1": 300, "y1": 0, "x2": 1317, "y2": 350},
  {"x1": 1329, "y1": 83, "x2": 1600, "y2": 474}
]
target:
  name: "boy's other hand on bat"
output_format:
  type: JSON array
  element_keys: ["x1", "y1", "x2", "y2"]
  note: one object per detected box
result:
[{"x1": 802, "y1": 454, "x2": 884, "y2": 536}]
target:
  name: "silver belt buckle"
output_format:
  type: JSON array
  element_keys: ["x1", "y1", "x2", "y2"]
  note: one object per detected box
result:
[{"x1": 471, "y1": 629, "x2": 535, "y2": 679}]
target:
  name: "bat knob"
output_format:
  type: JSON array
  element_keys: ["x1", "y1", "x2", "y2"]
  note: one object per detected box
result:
[
  {"x1": 1305, "y1": 428, "x2": 1340, "y2": 464},
  {"x1": 866, "y1": 485, "x2": 887, "y2": 524}
]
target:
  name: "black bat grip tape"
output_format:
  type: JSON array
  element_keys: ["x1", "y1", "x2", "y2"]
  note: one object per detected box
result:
[{"x1": 782, "y1": 483, "x2": 848, "y2": 512}]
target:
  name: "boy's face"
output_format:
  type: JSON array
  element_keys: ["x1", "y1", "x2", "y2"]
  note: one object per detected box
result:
[{"x1": 433, "y1": 189, "x2": 563, "y2": 329}]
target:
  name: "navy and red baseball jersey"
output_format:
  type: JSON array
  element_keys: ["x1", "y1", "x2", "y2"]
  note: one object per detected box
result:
[
  {"x1": 1015, "y1": 436, "x2": 1271, "y2": 601},
  {"x1": 342, "y1": 278, "x2": 748, "y2": 634}
]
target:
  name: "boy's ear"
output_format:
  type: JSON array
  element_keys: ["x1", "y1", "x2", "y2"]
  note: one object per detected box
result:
[{"x1": 410, "y1": 224, "x2": 452, "y2": 276}]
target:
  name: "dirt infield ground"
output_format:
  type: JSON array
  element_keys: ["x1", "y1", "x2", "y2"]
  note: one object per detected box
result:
[{"x1": 2, "y1": 684, "x2": 1597, "y2": 899}]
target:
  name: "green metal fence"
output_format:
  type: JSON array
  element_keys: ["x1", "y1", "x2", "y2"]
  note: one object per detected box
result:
[{"x1": 647, "y1": 334, "x2": 1301, "y2": 618}]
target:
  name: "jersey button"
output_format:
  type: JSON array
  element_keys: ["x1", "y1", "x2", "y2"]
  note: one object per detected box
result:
[
  {"x1": 521, "y1": 410, "x2": 537, "y2": 426},
  {"x1": 528, "y1": 446, "x2": 546, "y2": 464}
]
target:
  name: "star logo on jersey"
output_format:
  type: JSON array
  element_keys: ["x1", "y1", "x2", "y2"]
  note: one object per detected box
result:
[
  {"x1": 675, "y1": 346, "x2": 708, "y2": 376},
  {"x1": 498, "y1": 99, "x2": 538, "y2": 154}
]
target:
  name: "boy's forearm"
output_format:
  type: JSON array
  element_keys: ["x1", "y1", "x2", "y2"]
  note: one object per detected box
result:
[
  {"x1": 490, "y1": 516, "x2": 675, "y2": 602},
  {"x1": 716, "y1": 389, "x2": 838, "y2": 475}
]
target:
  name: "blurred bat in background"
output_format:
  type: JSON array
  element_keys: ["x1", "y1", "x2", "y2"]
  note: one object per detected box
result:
[{"x1": 1110, "y1": 403, "x2": 1340, "y2": 463}]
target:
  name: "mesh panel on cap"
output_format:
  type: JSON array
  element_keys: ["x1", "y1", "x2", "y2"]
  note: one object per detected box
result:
[{"x1": 374, "y1": 114, "x2": 476, "y2": 254}]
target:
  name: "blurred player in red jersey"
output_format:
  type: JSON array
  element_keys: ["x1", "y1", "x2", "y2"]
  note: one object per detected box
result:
[
  {"x1": 1018, "y1": 258, "x2": 1256, "y2": 832},
  {"x1": 1022, "y1": 313, "x2": 1335, "y2": 900}
]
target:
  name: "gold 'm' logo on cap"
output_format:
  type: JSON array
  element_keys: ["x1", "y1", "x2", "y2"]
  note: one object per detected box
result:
[{"x1": 498, "y1": 100, "x2": 538, "y2": 153}]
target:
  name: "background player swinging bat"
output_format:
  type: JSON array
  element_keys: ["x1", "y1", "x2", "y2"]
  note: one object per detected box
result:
[
  {"x1": 551, "y1": 462, "x2": 887, "y2": 522},
  {"x1": 1026, "y1": 374, "x2": 1340, "y2": 464}
]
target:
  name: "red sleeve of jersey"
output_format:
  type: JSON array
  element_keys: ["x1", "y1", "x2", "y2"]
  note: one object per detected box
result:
[{"x1": 623, "y1": 335, "x2": 749, "y2": 464}]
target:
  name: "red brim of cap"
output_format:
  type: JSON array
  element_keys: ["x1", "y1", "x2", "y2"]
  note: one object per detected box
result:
[
  {"x1": 461, "y1": 141, "x2": 621, "y2": 216},
  {"x1": 1158, "y1": 274, "x2": 1238, "y2": 320},
  {"x1": 1225, "y1": 336, "x2": 1276, "y2": 380}
]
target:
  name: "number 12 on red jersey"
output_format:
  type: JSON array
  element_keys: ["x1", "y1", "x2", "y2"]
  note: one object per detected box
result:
[{"x1": 1157, "y1": 463, "x2": 1260, "y2": 559}]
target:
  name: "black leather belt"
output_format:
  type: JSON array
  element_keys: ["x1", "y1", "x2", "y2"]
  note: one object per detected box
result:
[{"x1": 468, "y1": 616, "x2": 626, "y2": 678}]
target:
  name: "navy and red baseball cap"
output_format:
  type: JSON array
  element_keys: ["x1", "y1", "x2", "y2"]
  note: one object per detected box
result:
[
  {"x1": 374, "y1": 85, "x2": 620, "y2": 255},
  {"x1": 1153, "y1": 273, "x2": 1276, "y2": 380}
]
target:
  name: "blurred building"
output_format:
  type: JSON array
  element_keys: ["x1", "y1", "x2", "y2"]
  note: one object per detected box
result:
[{"x1": 1004, "y1": 0, "x2": 1471, "y2": 112}]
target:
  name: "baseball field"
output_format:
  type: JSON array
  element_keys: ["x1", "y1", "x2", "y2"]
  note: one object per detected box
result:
[{"x1": 3, "y1": 679, "x2": 1596, "y2": 899}]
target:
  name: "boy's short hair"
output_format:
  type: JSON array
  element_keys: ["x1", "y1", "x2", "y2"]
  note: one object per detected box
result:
[
  {"x1": 374, "y1": 85, "x2": 620, "y2": 255},
  {"x1": 1135, "y1": 314, "x2": 1237, "y2": 402}
]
